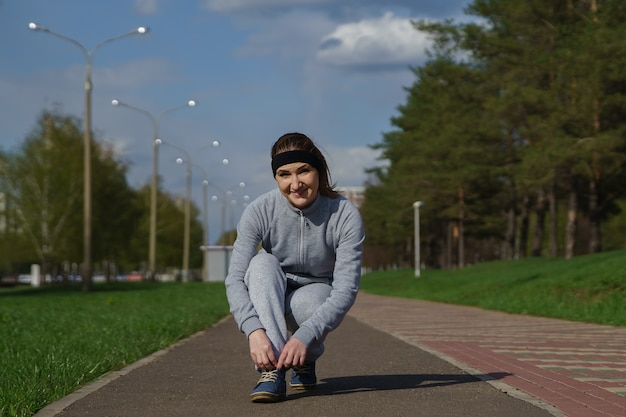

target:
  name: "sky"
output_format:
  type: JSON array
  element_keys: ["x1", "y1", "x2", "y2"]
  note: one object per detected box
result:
[{"x1": 0, "y1": 0, "x2": 471, "y2": 244}]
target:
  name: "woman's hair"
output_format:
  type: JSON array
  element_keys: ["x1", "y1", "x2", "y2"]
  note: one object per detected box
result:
[{"x1": 271, "y1": 132, "x2": 339, "y2": 198}]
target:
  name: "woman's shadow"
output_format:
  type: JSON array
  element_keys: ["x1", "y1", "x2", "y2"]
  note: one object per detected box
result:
[{"x1": 287, "y1": 372, "x2": 510, "y2": 400}]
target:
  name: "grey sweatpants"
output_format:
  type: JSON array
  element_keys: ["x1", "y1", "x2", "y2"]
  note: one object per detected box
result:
[{"x1": 244, "y1": 252, "x2": 332, "y2": 362}]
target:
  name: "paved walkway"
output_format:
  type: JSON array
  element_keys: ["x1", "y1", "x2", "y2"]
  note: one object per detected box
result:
[{"x1": 35, "y1": 292, "x2": 626, "y2": 417}]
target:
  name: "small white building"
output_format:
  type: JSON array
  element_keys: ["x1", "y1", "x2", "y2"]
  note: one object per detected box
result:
[{"x1": 203, "y1": 245, "x2": 233, "y2": 281}]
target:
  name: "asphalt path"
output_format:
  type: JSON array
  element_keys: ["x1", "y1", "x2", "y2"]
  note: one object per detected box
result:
[{"x1": 38, "y1": 314, "x2": 553, "y2": 417}]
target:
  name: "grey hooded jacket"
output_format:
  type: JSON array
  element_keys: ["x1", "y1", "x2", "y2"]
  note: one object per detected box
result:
[{"x1": 225, "y1": 188, "x2": 365, "y2": 347}]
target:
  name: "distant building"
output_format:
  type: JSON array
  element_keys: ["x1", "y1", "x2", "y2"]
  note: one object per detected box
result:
[{"x1": 337, "y1": 186, "x2": 365, "y2": 209}]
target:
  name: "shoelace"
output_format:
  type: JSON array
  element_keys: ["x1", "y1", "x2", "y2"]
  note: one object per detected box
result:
[
  {"x1": 292, "y1": 363, "x2": 313, "y2": 375},
  {"x1": 258, "y1": 369, "x2": 280, "y2": 383}
]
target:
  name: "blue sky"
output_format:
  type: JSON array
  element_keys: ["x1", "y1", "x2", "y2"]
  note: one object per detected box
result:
[{"x1": 0, "y1": 0, "x2": 471, "y2": 244}]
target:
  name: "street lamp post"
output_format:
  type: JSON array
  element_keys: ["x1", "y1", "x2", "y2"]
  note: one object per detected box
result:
[
  {"x1": 176, "y1": 156, "x2": 192, "y2": 282},
  {"x1": 201, "y1": 177, "x2": 209, "y2": 281},
  {"x1": 190, "y1": 161, "x2": 228, "y2": 281},
  {"x1": 212, "y1": 195, "x2": 228, "y2": 246},
  {"x1": 229, "y1": 194, "x2": 250, "y2": 232},
  {"x1": 413, "y1": 201, "x2": 424, "y2": 278},
  {"x1": 211, "y1": 184, "x2": 246, "y2": 279},
  {"x1": 29, "y1": 22, "x2": 148, "y2": 291},
  {"x1": 111, "y1": 99, "x2": 196, "y2": 281},
  {"x1": 210, "y1": 182, "x2": 246, "y2": 245},
  {"x1": 159, "y1": 140, "x2": 224, "y2": 282}
]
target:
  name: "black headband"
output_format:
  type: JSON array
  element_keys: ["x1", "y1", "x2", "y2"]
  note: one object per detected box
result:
[{"x1": 271, "y1": 150, "x2": 323, "y2": 176}]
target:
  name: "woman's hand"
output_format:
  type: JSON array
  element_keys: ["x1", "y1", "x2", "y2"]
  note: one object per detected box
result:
[
  {"x1": 277, "y1": 337, "x2": 307, "y2": 369},
  {"x1": 248, "y1": 329, "x2": 277, "y2": 371}
]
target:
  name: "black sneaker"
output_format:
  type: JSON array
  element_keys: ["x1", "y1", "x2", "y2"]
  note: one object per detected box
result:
[
  {"x1": 250, "y1": 369, "x2": 286, "y2": 403},
  {"x1": 290, "y1": 362, "x2": 317, "y2": 390}
]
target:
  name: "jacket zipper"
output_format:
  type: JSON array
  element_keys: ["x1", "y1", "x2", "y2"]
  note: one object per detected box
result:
[{"x1": 299, "y1": 211, "x2": 305, "y2": 267}]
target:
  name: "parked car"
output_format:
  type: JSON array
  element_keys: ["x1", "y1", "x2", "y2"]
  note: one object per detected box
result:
[{"x1": 18, "y1": 274, "x2": 32, "y2": 284}]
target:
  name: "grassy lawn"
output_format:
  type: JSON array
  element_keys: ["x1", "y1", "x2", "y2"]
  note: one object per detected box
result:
[
  {"x1": 0, "y1": 282, "x2": 230, "y2": 417},
  {"x1": 360, "y1": 249, "x2": 626, "y2": 327}
]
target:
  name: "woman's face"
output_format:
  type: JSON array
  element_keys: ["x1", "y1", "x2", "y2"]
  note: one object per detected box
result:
[{"x1": 275, "y1": 161, "x2": 320, "y2": 209}]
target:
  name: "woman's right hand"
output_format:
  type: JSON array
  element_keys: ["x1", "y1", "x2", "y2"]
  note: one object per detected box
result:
[{"x1": 248, "y1": 329, "x2": 278, "y2": 371}]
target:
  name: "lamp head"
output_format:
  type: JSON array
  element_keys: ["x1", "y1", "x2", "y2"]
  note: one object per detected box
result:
[{"x1": 28, "y1": 22, "x2": 44, "y2": 31}]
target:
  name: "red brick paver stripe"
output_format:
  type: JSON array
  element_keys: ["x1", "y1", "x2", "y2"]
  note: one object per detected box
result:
[{"x1": 424, "y1": 341, "x2": 626, "y2": 416}]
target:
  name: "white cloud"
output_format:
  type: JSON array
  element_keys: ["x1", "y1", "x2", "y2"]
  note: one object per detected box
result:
[
  {"x1": 316, "y1": 12, "x2": 430, "y2": 69},
  {"x1": 324, "y1": 145, "x2": 383, "y2": 187},
  {"x1": 101, "y1": 136, "x2": 133, "y2": 158},
  {"x1": 202, "y1": 0, "x2": 469, "y2": 17}
]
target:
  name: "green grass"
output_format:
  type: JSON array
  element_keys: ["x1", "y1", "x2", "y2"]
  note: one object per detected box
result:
[
  {"x1": 0, "y1": 282, "x2": 230, "y2": 417},
  {"x1": 360, "y1": 249, "x2": 626, "y2": 327}
]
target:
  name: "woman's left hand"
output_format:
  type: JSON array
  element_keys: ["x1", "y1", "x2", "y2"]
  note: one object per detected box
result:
[{"x1": 277, "y1": 337, "x2": 306, "y2": 369}]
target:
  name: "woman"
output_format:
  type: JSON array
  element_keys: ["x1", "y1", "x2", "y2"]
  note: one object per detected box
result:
[{"x1": 225, "y1": 132, "x2": 365, "y2": 403}]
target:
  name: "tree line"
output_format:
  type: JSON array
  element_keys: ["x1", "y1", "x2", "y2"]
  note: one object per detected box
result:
[
  {"x1": 0, "y1": 109, "x2": 209, "y2": 282},
  {"x1": 361, "y1": 0, "x2": 626, "y2": 270}
]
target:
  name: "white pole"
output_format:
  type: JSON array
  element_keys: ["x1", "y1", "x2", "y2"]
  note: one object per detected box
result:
[
  {"x1": 413, "y1": 201, "x2": 424, "y2": 277},
  {"x1": 31, "y1": 264, "x2": 41, "y2": 287}
]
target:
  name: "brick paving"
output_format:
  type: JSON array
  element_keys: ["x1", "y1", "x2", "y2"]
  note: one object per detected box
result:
[{"x1": 349, "y1": 292, "x2": 626, "y2": 417}]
